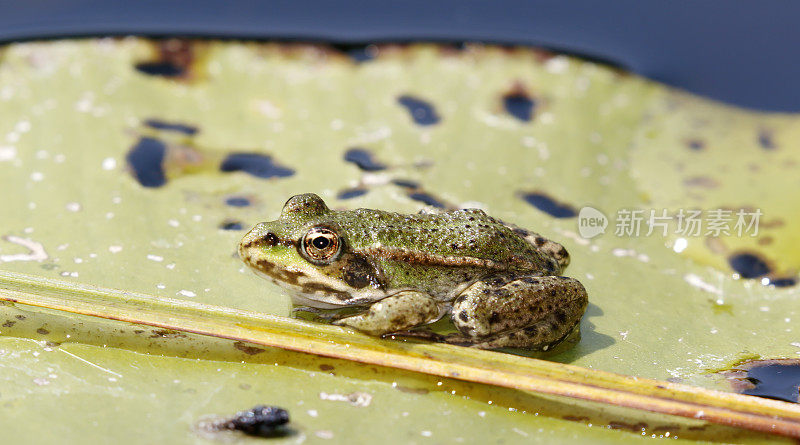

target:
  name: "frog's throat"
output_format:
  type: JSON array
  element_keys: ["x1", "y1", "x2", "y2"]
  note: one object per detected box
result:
[{"x1": 243, "y1": 255, "x2": 388, "y2": 309}]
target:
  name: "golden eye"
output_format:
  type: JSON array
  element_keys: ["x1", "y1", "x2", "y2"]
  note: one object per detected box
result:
[{"x1": 301, "y1": 227, "x2": 341, "y2": 264}]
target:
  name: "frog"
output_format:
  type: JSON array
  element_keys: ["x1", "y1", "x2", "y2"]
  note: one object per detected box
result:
[{"x1": 238, "y1": 193, "x2": 588, "y2": 350}]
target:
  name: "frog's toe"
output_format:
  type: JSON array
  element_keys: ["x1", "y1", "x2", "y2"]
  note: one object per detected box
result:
[{"x1": 382, "y1": 329, "x2": 448, "y2": 342}]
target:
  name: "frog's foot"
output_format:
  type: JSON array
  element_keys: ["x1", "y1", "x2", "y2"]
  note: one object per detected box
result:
[
  {"x1": 447, "y1": 313, "x2": 583, "y2": 350},
  {"x1": 332, "y1": 291, "x2": 442, "y2": 336},
  {"x1": 450, "y1": 275, "x2": 587, "y2": 350}
]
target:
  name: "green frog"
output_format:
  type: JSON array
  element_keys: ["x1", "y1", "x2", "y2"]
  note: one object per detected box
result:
[{"x1": 238, "y1": 193, "x2": 588, "y2": 350}]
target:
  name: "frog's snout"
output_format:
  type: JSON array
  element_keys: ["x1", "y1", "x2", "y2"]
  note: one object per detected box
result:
[{"x1": 239, "y1": 223, "x2": 269, "y2": 258}]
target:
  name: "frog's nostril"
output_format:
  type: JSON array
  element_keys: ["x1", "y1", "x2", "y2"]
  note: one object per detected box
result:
[{"x1": 262, "y1": 232, "x2": 278, "y2": 246}]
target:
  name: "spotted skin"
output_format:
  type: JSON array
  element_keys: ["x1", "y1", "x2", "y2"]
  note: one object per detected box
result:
[
  {"x1": 239, "y1": 193, "x2": 588, "y2": 350},
  {"x1": 449, "y1": 275, "x2": 587, "y2": 350}
]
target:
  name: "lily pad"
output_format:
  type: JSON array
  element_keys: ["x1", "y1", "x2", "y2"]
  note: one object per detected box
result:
[{"x1": 1, "y1": 38, "x2": 799, "y2": 442}]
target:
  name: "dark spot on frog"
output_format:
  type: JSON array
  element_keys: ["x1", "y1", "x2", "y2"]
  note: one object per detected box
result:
[
  {"x1": 457, "y1": 311, "x2": 469, "y2": 322},
  {"x1": 2, "y1": 320, "x2": 14, "y2": 327},
  {"x1": 408, "y1": 192, "x2": 446, "y2": 209},
  {"x1": 36, "y1": 327, "x2": 49, "y2": 335},
  {"x1": 722, "y1": 359, "x2": 800, "y2": 403},
  {"x1": 319, "y1": 364, "x2": 335, "y2": 372},
  {"x1": 15, "y1": 315, "x2": 25, "y2": 320},
  {"x1": 342, "y1": 254, "x2": 383, "y2": 290},
  {"x1": 126, "y1": 137, "x2": 167, "y2": 188},
  {"x1": 686, "y1": 139, "x2": 705, "y2": 151},
  {"x1": 220, "y1": 153, "x2": 294, "y2": 179},
  {"x1": 758, "y1": 129, "x2": 776, "y2": 150},
  {"x1": 397, "y1": 95, "x2": 440, "y2": 126},
  {"x1": 343, "y1": 148, "x2": 387, "y2": 172},
  {"x1": 503, "y1": 91, "x2": 535, "y2": 122},
  {"x1": 301, "y1": 282, "x2": 351, "y2": 300},
  {"x1": 134, "y1": 39, "x2": 194, "y2": 78},
  {"x1": 220, "y1": 220, "x2": 244, "y2": 231},
  {"x1": 488, "y1": 312, "x2": 501, "y2": 324},
  {"x1": 728, "y1": 252, "x2": 772, "y2": 278},
  {"x1": 519, "y1": 192, "x2": 578, "y2": 218},
  {"x1": 223, "y1": 405, "x2": 291, "y2": 438},
  {"x1": 337, "y1": 188, "x2": 368, "y2": 200},
  {"x1": 225, "y1": 196, "x2": 251, "y2": 207},
  {"x1": 143, "y1": 119, "x2": 198, "y2": 136},
  {"x1": 133, "y1": 329, "x2": 145, "y2": 334},
  {"x1": 233, "y1": 341, "x2": 265, "y2": 355}
]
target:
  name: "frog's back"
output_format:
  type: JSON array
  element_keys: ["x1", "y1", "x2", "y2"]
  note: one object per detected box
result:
[{"x1": 332, "y1": 207, "x2": 557, "y2": 273}]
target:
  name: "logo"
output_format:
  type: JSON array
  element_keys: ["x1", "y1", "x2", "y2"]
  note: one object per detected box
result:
[{"x1": 578, "y1": 206, "x2": 608, "y2": 239}]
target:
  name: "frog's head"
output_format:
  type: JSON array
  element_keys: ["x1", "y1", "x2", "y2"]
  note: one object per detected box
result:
[{"x1": 238, "y1": 193, "x2": 384, "y2": 308}]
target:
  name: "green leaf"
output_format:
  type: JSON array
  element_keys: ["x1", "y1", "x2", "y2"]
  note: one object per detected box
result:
[{"x1": 1, "y1": 38, "x2": 799, "y2": 442}]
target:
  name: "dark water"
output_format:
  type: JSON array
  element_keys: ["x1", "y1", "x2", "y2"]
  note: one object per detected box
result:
[
  {"x1": 0, "y1": 1, "x2": 798, "y2": 111},
  {"x1": 742, "y1": 363, "x2": 800, "y2": 403}
]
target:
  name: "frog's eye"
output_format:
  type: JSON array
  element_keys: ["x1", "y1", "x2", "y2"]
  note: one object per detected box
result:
[{"x1": 300, "y1": 227, "x2": 342, "y2": 264}]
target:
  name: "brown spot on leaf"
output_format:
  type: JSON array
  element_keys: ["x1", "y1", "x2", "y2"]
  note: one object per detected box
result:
[
  {"x1": 135, "y1": 39, "x2": 197, "y2": 79},
  {"x1": 234, "y1": 341, "x2": 265, "y2": 355},
  {"x1": 395, "y1": 385, "x2": 429, "y2": 395},
  {"x1": 150, "y1": 329, "x2": 186, "y2": 339}
]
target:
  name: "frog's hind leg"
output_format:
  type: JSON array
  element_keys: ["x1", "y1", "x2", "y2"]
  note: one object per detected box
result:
[
  {"x1": 332, "y1": 291, "x2": 443, "y2": 336},
  {"x1": 503, "y1": 223, "x2": 570, "y2": 270},
  {"x1": 449, "y1": 275, "x2": 587, "y2": 350}
]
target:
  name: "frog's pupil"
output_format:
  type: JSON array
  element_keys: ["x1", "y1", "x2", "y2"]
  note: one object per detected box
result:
[{"x1": 313, "y1": 236, "x2": 330, "y2": 249}]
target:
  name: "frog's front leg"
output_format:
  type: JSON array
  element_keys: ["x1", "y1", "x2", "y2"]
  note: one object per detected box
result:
[
  {"x1": 332, "y1": 291, "x2": 442, "y2": 336},
  {"x1": 450, "y1": 275, "x2": 587, "y2": 350}
]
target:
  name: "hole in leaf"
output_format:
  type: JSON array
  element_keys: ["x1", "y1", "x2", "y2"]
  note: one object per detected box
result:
[
  {"x1": 397, "y1": 95, "x2": 440, "y2": 126},
  {"x1": 126, "y1": 137, "x2": 167, "y2": 188},
  {"x1": 520, "y1": 192, "x2": 578, "y2": 218},
  {"x1": 220, "y1": 153, "x2": 294, "y2": 179}
]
